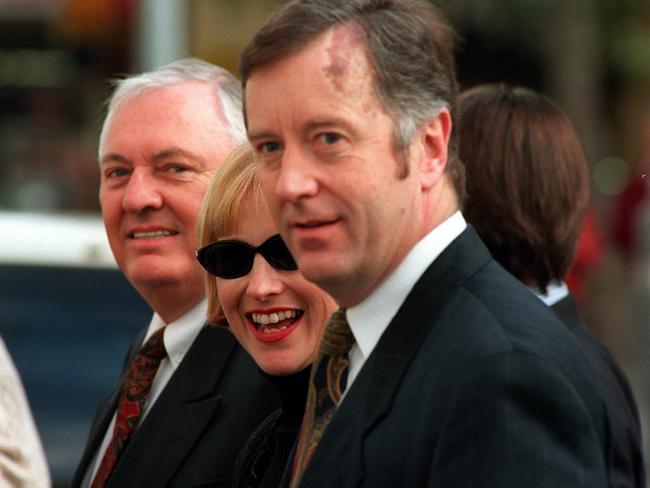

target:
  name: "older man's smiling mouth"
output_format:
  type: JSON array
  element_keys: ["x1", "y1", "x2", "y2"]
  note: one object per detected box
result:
[{"x1": 130, "y1": 230, "x2": 178, "y2": 239}]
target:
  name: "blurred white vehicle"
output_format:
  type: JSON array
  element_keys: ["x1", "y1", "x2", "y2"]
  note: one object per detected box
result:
[{"x1": 0, "y1": 211, "x2": 117, "y2": 268}]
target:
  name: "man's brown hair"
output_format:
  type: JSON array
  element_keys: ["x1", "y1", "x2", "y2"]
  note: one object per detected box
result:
[
  {"x1": 458, "y1": 84, "x2": 590, "y2": 292},
  {"x1": 239, "y1": 0, "x2": 464, "y2": 200}
]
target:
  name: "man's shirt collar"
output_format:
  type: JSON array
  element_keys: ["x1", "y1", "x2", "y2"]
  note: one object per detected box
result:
[
  {"x1": 347, "y1": 211, "x2": 467, "y2": 362},
  {"x1": 529, "y1": 281, "x2": 569, "y2": 307},
  {"x1": 144, "y1": 299, "x2": 208, "y2": 369}
]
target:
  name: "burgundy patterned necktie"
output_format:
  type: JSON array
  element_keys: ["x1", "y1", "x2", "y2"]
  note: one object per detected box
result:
[
  {"x1": 91, "y1": 327, "x2": 168, "y2": 488},
  {"x1": 290, "y1": 309, "x2": 354, "y2": 488}
]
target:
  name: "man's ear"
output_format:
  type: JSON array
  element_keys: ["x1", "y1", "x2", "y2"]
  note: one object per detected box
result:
[{"x1": 419, "y1": 108, "x2": 451, "y2": 190}]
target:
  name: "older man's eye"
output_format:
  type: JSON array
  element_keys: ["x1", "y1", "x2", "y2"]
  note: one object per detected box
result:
[
  {"x1": 105, "y1": 167, "x2": 129, "y2": 179},
  {"x1": 168, "y1": 165, "x2": 190, "y2": 173}
]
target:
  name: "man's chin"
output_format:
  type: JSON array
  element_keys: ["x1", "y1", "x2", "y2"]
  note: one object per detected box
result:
[
  {"x1": 122, "y1": 259, "x2": 191, "y2": 291},
  {"x1": 298, "y1": 261, "x2": 349, "y2": 295}
]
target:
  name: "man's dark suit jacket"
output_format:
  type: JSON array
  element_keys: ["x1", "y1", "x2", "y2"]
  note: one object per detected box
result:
[
  {"x1": 293, "y1": 227, "x2": 611, "y2": 487},
  {"x1": 552, "y1": 294, "x2": 645, "y2": 488},
  {"x1": 71, "y1": 324, "x2": 278, "y2": 488}
]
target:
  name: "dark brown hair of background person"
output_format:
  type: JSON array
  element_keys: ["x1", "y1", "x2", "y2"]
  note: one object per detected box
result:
[
  {"x1": 458, "y1": 83, "x2": 590, "y2": 293},
  {"x1": 238, "y1": 0, "x2": 465, "y2": 201}
]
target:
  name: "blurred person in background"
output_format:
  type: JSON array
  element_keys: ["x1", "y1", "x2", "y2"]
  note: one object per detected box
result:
[
  {"x1": 0, "y1": 336, "x2": 50, "y2": 487},
  {"x1": 613, "y1": 112, "x2": 650, "y2": 263},
  {"x1": 71, "y1": 59, "x2": 277, "y2": 488},
  {"x1": 196, "y1": 143, "x2": 337, "y2": 488},
  {"x1": 458, "y1": 83, "x2": 645, "y2": 488}
]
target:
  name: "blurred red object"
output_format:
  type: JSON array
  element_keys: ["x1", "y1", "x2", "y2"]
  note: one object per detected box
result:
[
  {"x1": 566, "y1": 208, "x2": 605, "y2": 302},
  {"x1": 612, "y1": 173, "x2": 649, "y2": 261}
]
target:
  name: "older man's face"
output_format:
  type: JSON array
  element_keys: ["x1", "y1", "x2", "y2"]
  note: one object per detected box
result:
[
  {"x1": 246, "y1": 26, "x2": 423, "y2": 307},
  {"x1": 99, "y1": 81, "x2": 235, "y2": 313}
]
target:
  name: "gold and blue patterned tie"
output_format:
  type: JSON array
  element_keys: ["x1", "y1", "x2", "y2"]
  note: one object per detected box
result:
[{"x1": 290, "y1": 309, "x2": 355, "y2": 487}]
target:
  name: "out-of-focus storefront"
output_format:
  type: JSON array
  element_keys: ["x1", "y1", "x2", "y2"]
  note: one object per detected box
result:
[
  {"x1": 0, "y1": 0, "x2": 285, "y2": 214},
  {"x1": 0, "y1": 0, "x2": 131, "y2": 212}
]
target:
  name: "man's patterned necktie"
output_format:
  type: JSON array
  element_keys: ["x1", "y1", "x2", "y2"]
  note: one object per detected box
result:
[
  {"x1": 91, "y1": 327, "x2": 168, "y2": 488},
  {"x1": 290, "y1": 308, "x2": 355, "y2": 488}
]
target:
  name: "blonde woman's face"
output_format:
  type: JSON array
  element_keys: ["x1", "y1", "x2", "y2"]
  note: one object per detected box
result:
[{"x1": 215, "y1": 199, "x2": 337, "y2": 375}]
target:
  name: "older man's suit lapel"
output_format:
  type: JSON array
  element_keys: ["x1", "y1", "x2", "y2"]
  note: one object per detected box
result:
[
  {"x1": 73, "y1": 386, "x2": 119, "y2": 485},
  {"x1": 296, "y1": 228, "x2": 491, "y2": 488},
  {"x1": 105, "y1": 325, "x2": 237, "y2": 487}
]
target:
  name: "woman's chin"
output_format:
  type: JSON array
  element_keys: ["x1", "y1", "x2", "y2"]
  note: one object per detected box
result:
[{"x1": 259, "y1": 357, "x2": 309, "y2": 376}]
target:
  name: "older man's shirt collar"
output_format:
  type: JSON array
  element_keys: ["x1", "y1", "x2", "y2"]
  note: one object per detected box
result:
[{"x1": 144, "y1": 299, "x2": 208, "y2": 369}]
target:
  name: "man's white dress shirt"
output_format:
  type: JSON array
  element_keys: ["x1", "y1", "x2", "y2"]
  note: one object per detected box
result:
[{"x1": 346, "y1": 212, "x2": 467, "y2": 391}]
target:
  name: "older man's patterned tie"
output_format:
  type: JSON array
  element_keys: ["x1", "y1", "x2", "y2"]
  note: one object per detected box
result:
[
  {"x1": 290, "y1": 308, "x2": 355, "y2": 488},
  {"x1": 91, "y1": 327, "x2": 168, "y2": 488}
]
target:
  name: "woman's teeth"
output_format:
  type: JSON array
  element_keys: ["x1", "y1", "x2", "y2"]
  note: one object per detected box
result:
[
  {"x1": 252, "y1": 310, "x2": 298, "y2": 325},
  {"x1": 250, "y1": 310, "x2": 303, "y2": 333}
]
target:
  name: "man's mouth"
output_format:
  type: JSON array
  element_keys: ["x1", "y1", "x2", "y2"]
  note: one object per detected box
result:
[
  {"x1": 248, "y1": 309, "x2": 304, "y2": 334},
  {"x1": 130, "y1": 230, "x2": 178, "y2": 239},
  {"x1": 296, "y1": 221, "x2": 329, "y2": 228}
]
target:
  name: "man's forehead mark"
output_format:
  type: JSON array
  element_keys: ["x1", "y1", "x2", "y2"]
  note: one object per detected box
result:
[
  {"x1": 323, "y1": 56, "x2": 347, "y2": 93},
  {"x1": 322, "y1": 30, "x2": 350, "y2": 92},
  {"x1": 322, "y1": 25, "x2": 372, "y2": 100}
]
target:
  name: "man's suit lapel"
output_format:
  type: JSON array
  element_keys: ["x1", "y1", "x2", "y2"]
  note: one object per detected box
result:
[
  {"x1": 362, "y1": 228, "x2": 492, "y2": 428},
  {"x1": 297, "y1": 227, "x2": 493, "y2": 488},
  {"x1": 71, "y1": 384, "x2": 120, "y2": 486},
  {"x1": 107, "y1": 325, "x2": 237, "y2": 488}
]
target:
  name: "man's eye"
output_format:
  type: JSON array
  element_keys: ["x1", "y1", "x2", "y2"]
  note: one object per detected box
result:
[
  {"x1": 319, "y1": 133, "x2": 341, "y2": 145},
  {"x1": 260, "y1": 141, "x2": 281, "y2": 154},
  {"x1": 168, "y1": 165, "x2": 189, "y2": 174},
  {"x1": 106, "y1": 167, "x2": 129, "y2": 178}
]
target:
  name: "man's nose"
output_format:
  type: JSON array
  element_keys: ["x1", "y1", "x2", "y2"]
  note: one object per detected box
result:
[
  {"x1": 275, "y1": 147, "x2": 318, "y2": 202},
  {"x1": 122, "y1": 169, "x2": 163, "y2": 213}
]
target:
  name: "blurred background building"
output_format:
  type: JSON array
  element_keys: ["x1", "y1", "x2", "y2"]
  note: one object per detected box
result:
[{"x1": 0, "y1": 0, "x2": 648, "y2": 486}]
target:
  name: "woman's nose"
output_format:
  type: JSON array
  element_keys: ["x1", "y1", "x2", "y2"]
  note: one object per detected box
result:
[{"x1": 245, "y1": 253, "x2": 285, "y2": 300}]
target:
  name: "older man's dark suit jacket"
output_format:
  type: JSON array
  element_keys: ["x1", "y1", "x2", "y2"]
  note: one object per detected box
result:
[
  {"x1": 71, "y1": 325, "x2": 277, "y2": 488},
  {"x1": 293, "y1": 227, "x2": 611, "y2": 488},
  {"x1": 552, "y1": 294, "x2": 645, "y2": 488}
]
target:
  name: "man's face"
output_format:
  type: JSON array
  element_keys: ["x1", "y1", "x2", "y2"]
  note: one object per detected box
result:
[
  {"x1": 100, "y1": 81, "x2": 236, "y2": 312},
  {"x1": 246, "y1": 26, "x2": 425, "y2": 307}
]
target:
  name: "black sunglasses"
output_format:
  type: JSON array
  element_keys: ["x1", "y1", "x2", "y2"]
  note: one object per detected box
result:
[{"x1": 196, "y1": 234, "x2": 298, "y2": 279}]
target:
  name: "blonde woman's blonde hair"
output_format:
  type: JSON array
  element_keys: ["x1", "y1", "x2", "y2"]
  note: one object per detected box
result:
[{"x1": 196, "y1": 142, "x2": 266, "y2": 324}]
